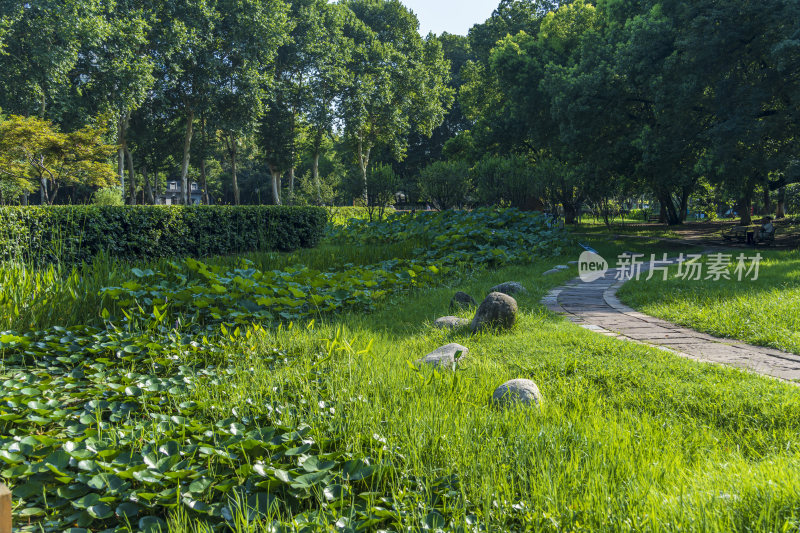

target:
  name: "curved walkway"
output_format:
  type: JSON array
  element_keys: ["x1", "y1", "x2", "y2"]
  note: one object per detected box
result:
[{"x1": 542, "y1": 263, "x2": 800, "y2": 383}]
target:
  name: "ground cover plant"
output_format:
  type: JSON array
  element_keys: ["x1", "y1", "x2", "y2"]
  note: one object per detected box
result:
[
  {"x1": 1, "y1": 209, "x2": 573, "y2": 531},
  {"x1": 618, "y1": 249, "x2": 800, "y2": 356},
  {"x1": 3, "y1": 235, "x2": 800, "y2": 531}
]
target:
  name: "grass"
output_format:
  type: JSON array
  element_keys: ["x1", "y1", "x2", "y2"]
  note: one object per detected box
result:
[
  {"x1": 2, "y1": 220, "x2": 800, "y2": 531},
  {"x1": 618, "y1": 249, "x2": 800, "y2": 355},
  {"x1": 164, "y1": 251, "x2": 800, "y2": 531}
]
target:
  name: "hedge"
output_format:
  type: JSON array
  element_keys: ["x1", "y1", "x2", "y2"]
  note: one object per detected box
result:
[{"x1": 0, "y1": 205, "x2": 328, "y2": 264}]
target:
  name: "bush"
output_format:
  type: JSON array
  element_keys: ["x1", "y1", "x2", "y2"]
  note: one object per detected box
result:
[
  {"x1": 0, "y1": 205, "x2": 327, "y2": 264},
  {"x1": 417, "y1": 160, "x2": 472, "y2": 210},
  {"x1": 92, "y1": 186, "x2": 125, "y2": 206},
  {"x1": 471, "y1": 155, "x2": 542, "y2": 209}
]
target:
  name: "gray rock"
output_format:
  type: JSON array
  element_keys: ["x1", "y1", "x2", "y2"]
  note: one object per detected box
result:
[
  {"x1": 416, "y1": 343, "x2": 469, "y2": 368},
  {"x1": 542, "y1": 269, "x2": 560, "y2": 275},
  {"x1": 450, "y1": 291, "x2": 476, "y2": 311},
  {"x1": 433, "y1": 316, "x2": 470, "y2": 329},
  {"x1": 492, "y1": 379, "x2": 542, "y2": 407},
  {"x1": 488, "y1": 281, "x2": 528, "y2": 296},
  {"x1": 567, "y1": 261, "x2": 578, "y2": 265},
  {"x1": 471, "y1": 292, "x2": 518, "y2": 332},
  {"x1": 554, "y1": 265, "x2": 569, "y2": 270}
]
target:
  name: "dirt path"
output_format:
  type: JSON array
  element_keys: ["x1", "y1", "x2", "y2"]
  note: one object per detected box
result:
[{"x1": 542, "y1": 260, "x2": 800, "y2": 383}]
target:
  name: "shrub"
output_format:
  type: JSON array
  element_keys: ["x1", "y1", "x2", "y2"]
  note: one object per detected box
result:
[
  {"x1": 471, "y1": 155, "x2": 542, "y2": 209},
  {"x1": 0, "y1": 205, "x2": 327, "y2": 264},
  {"x1": 92, "y1": 186, "x2": 125, "y2": 206},
  {"x1": 417, "y1": 160, "x2": 472, "y2": 210}
]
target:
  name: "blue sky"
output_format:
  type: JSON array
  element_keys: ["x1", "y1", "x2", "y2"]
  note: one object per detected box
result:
[{"x1": 400, "y1": 0, "x2": 499, "y2": 36}]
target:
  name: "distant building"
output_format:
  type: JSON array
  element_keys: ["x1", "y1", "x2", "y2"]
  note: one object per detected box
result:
[{"x1": 158, "y1": 181, "x2": 208, "y2": 205}]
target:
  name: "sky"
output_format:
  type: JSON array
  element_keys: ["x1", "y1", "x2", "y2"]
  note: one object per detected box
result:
[{"x1": 400, "y1": 0, "x2": 499, "y2": 36}]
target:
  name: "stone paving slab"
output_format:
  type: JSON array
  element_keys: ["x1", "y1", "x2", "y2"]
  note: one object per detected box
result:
[{"x1": 542, "y1": 263, "x2": 800, "y2": 383}]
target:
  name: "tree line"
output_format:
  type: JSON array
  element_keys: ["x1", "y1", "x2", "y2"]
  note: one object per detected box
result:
[
  {"x1": 0, "y1": 0, "x2": 798, "y2": 225},
  {"x1": 0, "y1": 0, "x2": 451, "y2": 206}
]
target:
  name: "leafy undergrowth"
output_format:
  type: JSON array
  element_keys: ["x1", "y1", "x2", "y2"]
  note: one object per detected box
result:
[
  {"x1": 98, "y1": 209, "x2": 568, "y2": 330},
  {"x1": 618, "y1": 250, "x2": 800, "y2": 355},
  {"x1": 0, "y1": 325, "x2": 464, "y2": 532}
]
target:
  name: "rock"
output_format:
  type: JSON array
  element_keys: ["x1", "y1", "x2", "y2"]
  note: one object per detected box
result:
[
  {"x1": 471, "y1": 292, "x2": 517, "y2": 332},
  {"x1": 492, "y1": 379, "x2": 542, "y2": 408},
  {"x1": 433, "y1": 316, "x2": 470, "y2": 329},
  {"x1": 542, "y1": 269, "x2": 560, "y2": 275},
  {"x1": 554, "y1": 265, "x2": 569, "y2": 270},
  {"x1": 416, "y1": 343, "x2": 469, "y2": 368},
  {"x1": 488, "y1": 281, "x2": 528, "y2": 296},
  {"x1": 567, "y1": 261, "x2": 578, "y2": 265},
  {"x1": 450, "y1": 291, "x2": 476, "y2": 311}
]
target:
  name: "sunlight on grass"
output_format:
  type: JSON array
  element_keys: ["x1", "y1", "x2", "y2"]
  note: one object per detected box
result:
[{"x1": 619, "y1": 250, "x2": 800, "y2": 354}]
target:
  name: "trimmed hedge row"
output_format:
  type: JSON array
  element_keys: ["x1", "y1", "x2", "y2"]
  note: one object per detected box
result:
[{"x1": 0, "y1": 205, "x2": 328, "y2": 264}]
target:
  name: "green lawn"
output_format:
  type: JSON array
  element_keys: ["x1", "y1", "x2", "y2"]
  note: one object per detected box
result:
[
  {"x1": 2, "y1": 218, "x2": 799, "y2": 532},
  {"x1": 618, "y1": 249, "x2": 800, "y2": 355}
]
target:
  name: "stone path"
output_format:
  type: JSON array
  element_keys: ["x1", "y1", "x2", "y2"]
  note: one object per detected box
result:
[{"x1": 542, "y1": 264, "x2": 800, "y2": 383}]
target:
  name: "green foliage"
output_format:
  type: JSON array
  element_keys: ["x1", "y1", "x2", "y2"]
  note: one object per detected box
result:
[
  {"x1": 0, "y1": 206, "x2": 327, "y2": 265},
  {"x1": 471, "y1": 155, "x2": 542, "y2": 210},
  {"x1": 0, "y1": 325, "x2": 419, "y2": 531},
  {"x1": 91, "y1": 187, "x2": 124, "y2": 207},
  {"x1": 330, "y1": 207, "x2": 567, "y2": 260},
  {"x1": 417, "y1": 160, "x2": 472, "y2": 210},
  {"x1": 0, "y1": 115, "x2": 116, "y2": 204},
  {"x1": 103, "y1": 209, "x2": 566, "y2": 329}
]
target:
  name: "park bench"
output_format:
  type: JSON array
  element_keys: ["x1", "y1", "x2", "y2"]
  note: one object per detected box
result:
[
  {"x1": 721, "y1": 225, "x2": 775, "y2": 245},
  {"x1": 648, "y1": 215, "x2": 661, "y2": 223}
]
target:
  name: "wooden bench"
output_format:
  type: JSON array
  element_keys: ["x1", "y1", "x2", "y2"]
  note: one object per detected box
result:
[
  {"x1": 721, "y1": 225, "x2": 776, "y2": 245},
  {"x1": 648, "y1": 215, "x2": 661, "y2": 223},
  {"x1": 722, "y1": 225, "x2": 751, "y2": 243}
]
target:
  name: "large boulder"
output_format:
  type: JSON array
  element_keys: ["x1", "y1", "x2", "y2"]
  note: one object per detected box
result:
[
  {"x1": 450, "y1": 291, "x2": 476, "y2": 311},
  {"x1": 471, "y1": 292, "x2": 517, "y2": 332},
  {"x1": 488, "y1": 281, "x2": 528, "y2": 296},
  {"x1": 433, "y1": 316, "x2": 470, "y2": 330},
  {"x1": 416, "y1": 343, "x2": 469, "y2": 368},
  {"x1": 492, "y1": 379, "x2": 542, "y2": 408}
]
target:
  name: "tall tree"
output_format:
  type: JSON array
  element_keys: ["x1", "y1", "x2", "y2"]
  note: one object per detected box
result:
[{"x1": 341, "y1": 0, "x2": 453, "y2": 204}]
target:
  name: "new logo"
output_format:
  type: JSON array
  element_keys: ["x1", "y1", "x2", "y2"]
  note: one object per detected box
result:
[{"x1": 578, "y1": 251, "x2": 608, "y2": 282}]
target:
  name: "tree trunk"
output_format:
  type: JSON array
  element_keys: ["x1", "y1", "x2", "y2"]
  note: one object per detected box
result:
[
  {"x1": 143, "y1": 165, "x2": 154, "y2": 204},
  {"x1": 40, "y1": 176, "x2": 48, "y2": 205},
  {"x1": 118, "y1": 147, "x2": 125, "y2": 199},
  {"x1": 739, "y1": 194, "x2": 752, "y2": 226},
  {"x1": 125, "y1": 148, "x2": 136, "y2": 205},
  {"x1": 200, "y1": 157, "x2": 209, "y2": 205},
  {"x1": 762, "y1": 185, "x2": 771, "y2": 215},
  {"x1": 288, "y1": 166, "x2": 295, "y2": 205},
  {"x1": 269, "y1": 165, "x2": 282, "y2": 205},
  {"x1": 153, "y1": 169, "x2": 160, "y2": 204},
  {"x1": 659, "y1": 200, "x2": 667, "y2": 223},
  {"x1": 312, "y1": 151, "x2": 321, "y2": 205},
  {"x1": 180, "y1": 110, "x2": 194, "y2": 205},
  {"x1": 776, "y1": 186, "x2": 786, "y2": 218},
  {"x1": 679, "y1": 187, "x2": 690, "y2": 222},
  {"x1": 231, "y1": 141, "x2": 239, "y2": 206},
  {"x1": 357, "y1": 136, "x2": 370, "y2": 205},
  {"x1": 563, "y1": 203, "x2": 576, "y2": 224},
  {"x1": 117, "y1": 113, "x2": 129, "y2": 196},
  {"x1": 312, "y1": 131, "x2": 322, "y2": 205}
]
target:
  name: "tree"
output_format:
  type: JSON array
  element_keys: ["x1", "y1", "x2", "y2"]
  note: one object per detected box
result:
[
  {"x1": 341, "y1": 0, "x2": 453, "y2": 205},
  {"x1": 151, "y1": 0, "x2": 289, "y2": 205},
  {"x1": 0, "y1": 115, "x2": 116, "y2": 204}
]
